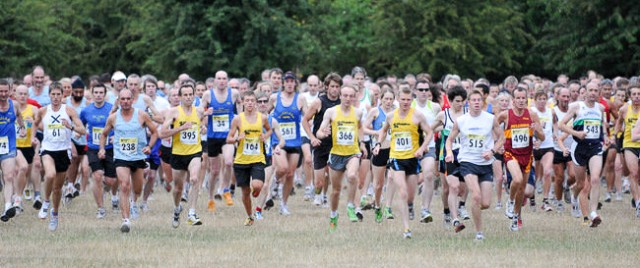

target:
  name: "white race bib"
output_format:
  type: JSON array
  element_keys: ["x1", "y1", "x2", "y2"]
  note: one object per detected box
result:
[
  {"x1": 180, "y1": 126, "x2": 198, "y2": 145},
  {"x1": 584, "y1": 120, "x2": 601, "y2": 139},
  {"x1": 243, "y1": 137, "x2": 261, "y2": 156},
  {"x1": 48, "y1": 124, "x2": 66, "y2": 142},
  {"x1": 467, "y1": 134, "x2": 486, "y2": 152},
  {"x1": 212, "y1": 115, "x2": 230, "y2": 132},
  {"x1": 0, "y1": 136, "x2": 8, "y2": 154},
  {"x1": 265, "y1": 137, "x2": 271, "y2": 153},
  {"x1": 336, "y1": 126, "x2": 355, "y2": 145},
  {"x1": 280, "y1": 122, "x2": 296, "y2": 140},
  {"x1": 92, "y1": 127, "x2": 104, "y2": 146},
  {"x1": 511, "y1": 128, "x2": 530, "y2": 149},
  {"x1": 119, "y1": 138, "x2": 138, "y2": 155},
  {"x1": 394, "y1": 131, "x2": 412, "y2": 151}
]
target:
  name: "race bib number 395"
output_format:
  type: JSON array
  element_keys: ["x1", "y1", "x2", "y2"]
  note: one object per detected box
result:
[{"x1": 180, "y1": 126, "x2": 198, "y2": 145}]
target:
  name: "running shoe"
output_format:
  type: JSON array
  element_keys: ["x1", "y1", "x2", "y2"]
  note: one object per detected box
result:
[
  {"x1": 443, "y1": 213, "x2": 452, "y2": 229},
  {"x1": 582, "y1": 217, "x2": 590, "y2": 226},
  {"x1": 279, "y1": 204, "x2": 291, "y2": 216},
  {"x1": 475, "y1": 232, "x2": 485, "y2": 241},
  {"x1": 140, "y1": 202, "x2": 150, "y2": 213},
  {"x1": 64, "y1": 185, "x2": 74, "y2": 199},
  {"x1": 313, "y1": 195, "x2": 323, "y2": 206},
  {"x1": 589, "y1": 214, "x2": 602, "y2": 228},
  {"x1": 529, "y1": 198, "x2": 537, "y2": 212},
  {"x1": 355, "y1": 207, "x2": 364, "y2": 222},
  {"x1": 172, "y1": 205, "x2": 183, "y2": 228},
  {"x1": 72, "y1": 184, "x2": 80, "y2": 198},
  {"x1": 24, "y1": 189, "x2": 32, "y2": 201},
  {"x1": 207, "y1": 200, "x2": 216, "y2": 212},
  {"x1": 181, "y1": 191, "x2": 188, "y2": 203},
  {"x1": 322, "y1": 196, "x2": 329, "y2": 208},
  {"x1": 563, "y1": 188, "x2": 571, "y2": 204},
  {"x1": 616, "y1": 192, "x2": 623, "y2": 201},
  {"x1": 453, "y1": 219, "x2": 465, "y2": 233},
  {"x1": 636, "y1": 205, "x2": 640, "y2": 218},
  {"x1": 541, "y1": 202, "x2": 553, "y2": 212},
  {"x1": 505, "y1": 201, "x2": 515, "y2": 219},
  {"x1": 112, "y1": 199, "x2": 119, "y2": 211},
  {"x1": 265, "y1": 199, "x2": 274, "y2": 210},
  {"x1": 495, "y1": 202, "x2": 503, "y2": 210},
  {"x1": 48, "y1": 211, "x2": 58, "y2": 231},
  {"x1": 420, "y1": 209, "x2": 433, "y2": 223},
  {"x1": 244, "y1": 217, "x2": 254, "y2": 226},
  {"x1": 255, "y1": 211, "x2": 263, "y2": 220},
  {"x1": 329, "y1": 215, "x2": 338, "y2": 232},
  {"x1": 120, "y1": 219, "x2": 131, "y2": 233},
  {"x1": 384, "y1": 207, "x2": 395, "y2": 220},
  {"x1": 223, "y1": 192, "x2": 234, "y2": 206},
  {"x1": 33, "y1": 195, "x2": 43, "y2": 210},
  {"x1": 347, "y1": 206, "x2": 358, "y2": 222},
  {"x1": 458, "y1": 206, "x2": 470, "y2": 220},
  {"x1": 96, "y1": 207, "x2": 106, "y2": 219},
  {"x1": 403, "y1": 229, "x2": 412, "y2": 239},
  {"x1": 556, "y1": 202, "x2": 565, "y2": 213},
  {"x1": 38, "y1": 203, "x2": 49, "y2": 219},
  {"x1": 571, "y1": 205, "x2": 582, "y2": 218},
  {"x1": 408, "y1": 206, "x2": 415, "y2": 221},
  {"x1": 510, "y1": 215, "x2": 519, "y2": 231},
  {"x1": 375, "y1": 207, "x2": 383, "y2": 224},
  {"x1": 187, "y1": 213, "x2": 202, "y2": 226},
  {"x1": 130, "y1": 204, "x2": 140, "y2": 220},
  {"x1": 303, "y1": 186, "x2": 313, "y2": 201},
  {"x1": 604, "y1": 192, "x2": 612, "y2": 203},
  {"x1": 1, "y1": 207, "x2": 16, "y2": 222}
]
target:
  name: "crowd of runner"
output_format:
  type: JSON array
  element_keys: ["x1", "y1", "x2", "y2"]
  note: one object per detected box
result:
[{"x1": 1, "y1": 66, "x2": 639, "y2": 240}]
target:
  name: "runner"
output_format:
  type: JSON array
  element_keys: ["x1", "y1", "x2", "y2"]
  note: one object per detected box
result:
[
  {"x1": 80, "y1": 83, "x2": 117, "y2": 219},
  {"x1": 99, "y1": 88, "x2": 157, "y2": 232},
  {"x1": 559, "y1": 81, "x2": 607, "y2": 227},
  {"x1": 13, "y1": 84, "x2": 41, "y2": 213},
  {"x1": 161, "y1": 84, "x2": 212, "y2": 227},
  {"x1": 373, "y1": 87, "x2": 432, "y2": 239},
  {"x1": 530, "y1": 90, "x2": 555, "y2": 212},
  {"x1": 34, "y1": 82, "x2": 86, "y2": 231},
  {"x1": 622, "y1": 86, "x2": 640, "y2": 217},
  {"x1": 551, "y1": 86, "x2": 575, "y2": 212},
  {"x1": 493, "y1": 91, "x2": 511, "y2": 209},
  {"x1": 64, "y1": 79, "x2": 89, "y2": 200},
  {"x1": 445, "y1": 90, "x2": 504, "y2": 240},
  {"x1": 227, "y1": 91, "x2": 281, "y2": 226},
  {"x1": 316, "y1": 85, "x2": 366, "y2": 229},
  {"x1": 497, "y1": 87, "x2": 545, "y2": 231}
]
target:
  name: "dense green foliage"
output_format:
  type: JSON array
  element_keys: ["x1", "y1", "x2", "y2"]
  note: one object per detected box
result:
[{"x1": 1, "y1": 0, "x2": 638, "y2": 82}]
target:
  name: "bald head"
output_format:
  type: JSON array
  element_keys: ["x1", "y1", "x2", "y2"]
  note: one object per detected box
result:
[
  {"x1": 307, "y1": 75, "x2": 320, "y2": 94},
  {"x1": 215, "y1": 71, "x2": 228, "y2": 90}
]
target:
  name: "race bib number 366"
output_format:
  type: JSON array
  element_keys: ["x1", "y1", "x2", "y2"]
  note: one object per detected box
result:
[{"x1": 336, "y1": 126, "x2": 355, "y2": 145}]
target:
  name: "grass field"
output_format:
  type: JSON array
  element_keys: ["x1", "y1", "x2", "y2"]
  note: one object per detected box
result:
[{"x1": 1, "y1": 182, "x2": 639, "y2": 267}]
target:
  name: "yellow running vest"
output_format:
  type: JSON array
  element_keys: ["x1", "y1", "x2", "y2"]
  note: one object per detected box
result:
[
  {"x1": 390, "y1": 108, "x2": 419, "y2": 159},
  {"x1": 623, "y1": 105, "x2": 640, "y2": 148},
  {"x1": 235, "y1": 113, "x2": 266, "y2": 164},
  {"x1": 330, "y1": 106, "x2": 360, "y2": 156},
  {"x1": 172, "y1": 106, "x2": 202, "y2": 155},
  {"x1": 16, "y1": 104, "x2": 34, "y2": 148}
]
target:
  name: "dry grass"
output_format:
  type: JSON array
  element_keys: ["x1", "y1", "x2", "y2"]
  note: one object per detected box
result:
[{"x1": 1, "y1": 183, "x2": 639, "y2": 267}]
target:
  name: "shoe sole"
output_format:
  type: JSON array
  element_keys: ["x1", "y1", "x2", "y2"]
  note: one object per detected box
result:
[
  {"x1": 356, "y1": 212, "x2": 363, "y2": 222},
  {"x1": 590, "y1": 217, "x2": 602, "y2": 228},
  {"x1": 1, "y1": 207, "x2": 17, "y2": 222},
  {"x1": 454, "y1": 224, "x2": 465, "y2": 233},
  {"x1": 33, "y1": 200, "x2": 42, "y2": 210},
  {"x1": 121, "y1": 225, "x2": 130, "y2": 233},
  {"x1": 420, "y1": 215, "x2": 433, "y2": 223}
]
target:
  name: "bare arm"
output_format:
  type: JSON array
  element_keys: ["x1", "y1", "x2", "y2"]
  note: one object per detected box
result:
[
  {"x1": 530, "y1": 112, "x2": 545, "y2": 141},
  {"x1": 226, "y1": 117, "x2": 240, "y2": 144},
  {"x1": 444, "y1": 120, "x2": 460, "y2": 162},
  {"x1": 315, "y1": 108, "x2": 334, "y2": 140},
  {"x1": 142, "y1": 113, "x2": 158, "y2": 151},
  {"x1": 159, "y1": 108, "x2": 186, "y2": 139},
  {"x1": 302, "y1": 98, "x2": 320, "y2": 144},
  {"x1": 67, "y1": 107, "x2": 87, "y2": 135}
]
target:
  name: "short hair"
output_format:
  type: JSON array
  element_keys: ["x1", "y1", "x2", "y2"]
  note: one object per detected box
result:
[
  {"x1": 475, "y1": 84, "x2": 490, "y2": 95},
  {"x1": 255, "y1": 91, "x2": 268, "y2": 100},
  {"x1": 269, "y1": 68, "x2": 283, "y2": 77},
  {"x1": 241, "y1": 90, "x2": 256, "y2": 100},
  {"x1": 92, "y1": 83, "x2": 107, "y2": 93},
  {"x1": 447, "y1": 85, "x2": 467, "y2": 101},
  {"x1": 351, "y1": 66, "x2": 367, "y2": 77},
  {"x1": 49, "y1": 82, "x2": 63, "y2": 94},
  {"x1": 534, "y1": 90, "x2": 547, "y2": 100},
  {"x1": 513, "y1": 87, "x2": 527, "y2": 97},
  {"x1": 178, "y1": 84, "x2": 194, "y2": 96},
  {"x1": 0, "y1": 79, "x2": 10, "y2": 87},
  {"x1": 468, "y1": 90, "x2": 483, "y2": 100},
  {"x1": 324, "y1": 72, "x2": 342, "y2": 87},
  {"x1": 399, "y1": 86, "x2": 412, "y2": 96}
]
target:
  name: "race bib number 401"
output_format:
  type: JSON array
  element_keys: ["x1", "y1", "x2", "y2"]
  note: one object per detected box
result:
[{"x1": 394, "y1": 131, "x2": 412, "y2": 151}]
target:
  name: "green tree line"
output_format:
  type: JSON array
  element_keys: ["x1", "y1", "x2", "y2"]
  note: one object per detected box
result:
[{"x1": 1, "y1": 0, "x2": 638, "y2": 82}]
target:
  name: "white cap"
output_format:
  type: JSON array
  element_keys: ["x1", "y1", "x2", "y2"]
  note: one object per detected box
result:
[{"x1": 112, "y1": 71, "x2": 127, "y2": 81}]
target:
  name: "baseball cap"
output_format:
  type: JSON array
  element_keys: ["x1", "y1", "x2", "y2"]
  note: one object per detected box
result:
[
  {"x1": 283, "y1": 71, "x2": 296, "y2": 81},
  {"x1": 112, "y1": 71, "x2": 127, "y2": 81}
]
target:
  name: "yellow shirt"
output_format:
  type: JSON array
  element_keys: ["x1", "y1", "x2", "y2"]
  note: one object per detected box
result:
[
  {"x1": 16, "y1": 104, "x2": 34, "y2": 148},
  {"x1": 172, "y1": 105, "x2": 202, "y2": 155},
  {"x1": 623, "y1": 105, "x2": 640, "y2": 148},
  {"x1": 330, "y1": 106, "x2": 360, "y2": 156},
  {"x1": 390, "y1": 108, "x2": 419, "y2": 159},
  {"x1": 234, "y1": 113, "x2": 266, "y2": 164}
]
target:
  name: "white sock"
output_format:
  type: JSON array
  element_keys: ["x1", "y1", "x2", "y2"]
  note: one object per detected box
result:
[
  {"x1": 330, "y1": 211, "x2": 338, "y2": 218},
  {"x1": 189, "y1": 208, "x2": 196, "y2": 216}
]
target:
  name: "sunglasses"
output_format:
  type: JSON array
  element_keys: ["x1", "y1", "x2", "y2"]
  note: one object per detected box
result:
[
  {"x1": 416, "y1": 87, "x2": 430, "y2": 92},
  {"x1": 257, "y1": 100, "x2": 268, "y2": 104}
]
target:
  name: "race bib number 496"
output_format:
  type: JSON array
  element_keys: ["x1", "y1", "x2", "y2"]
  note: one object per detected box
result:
[{"x1": 511, "y1": 128, "x2": 529, "y2": 149}]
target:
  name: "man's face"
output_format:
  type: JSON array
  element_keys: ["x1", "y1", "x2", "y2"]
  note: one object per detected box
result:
[
  {"x1": 283, "y1": 79, "x2": 296, "y2": 93},
  {"x1": 468, "y1": 93, "x2": 483, "y2": 112},
  {"x1": 92, "y1": 87, "x2": 106, "y2": 103},
  {"x1": 23, "y1": 75, "x2": 33, "y2": 88},
  {"x1": 452, "y1": 96, "x2": 465, "y2": 111},
  {"x1": 569, "y1": 84, "x2": 580, "y2": 100},
  {"x1": 489, "y1": 86, "x2": 499, "y2": 98},
  {"x1": 398, "y1": 92, "x2": 413, "y2": 111},
  {"x1": 535, "y1": 94, "x2": 547, "y2": 108},
  {"x1": 270, "y1": 73, "x2": 282, "y2": 88},
  {"x1": 257, "y1": 96, "x2": 269, "y2": 113},
  {"x1": 239, "y1": 82, "x2": 249, "y2": 94},
  {"x1": 119, "y1": 91, "x2": 133, "y2": 110},
  {"x1": 630, "y1": 88, "x2": 640, "y2": 105},
  {"x1": 381, "y1": 92, "x2": 394, "y2": 108},
  {"x1": 32, "y1": 69, "x2": 45, "y2": 89},
  {"x1": 169, "y1": 89, "x2": 180, "y2": 106},
  {"x1": 415, "y1": 82, "x2": 430, "y2": 101},
  {"x1": 586, "y1": 83, "x2": 600, "y2": 102},
  {"x1": 243, "y1": 95, "x2": 256, "y2": 111},
  {"x1": 327, "y1": 81, "x2": 340, "y2": 99},
  {"x1": 307, "y1": 78, "x2": 320, "y2": 94},
  {"x1": 615, "y1": 89, "x2": 627, "y2": 104},
  {"x1": 49, "y1": 88, "x2": 63, "y2": 105},
  {"x1": 180, "y1": 87, "x2": 195, "y2": 106},
  {"x1": 62, "y1": 82, "x2": 72, "y2": 98},
  {"x1": 353, "y1": 73, "x2": 365, "y2": 88},
  {"x1": 215, "y1": 72, "x2": 228, "y2": 90},
  {"x1": 229, "y1": 79, "x2": 240, "y2": 90},
  {"x1": 557, "y1": 88, "x2": 570, "y2": 108},
  {"x1": 145, "y1": 82, "x2": 157, "y2": 97},
  {"x1": 72, "y1": 87, "x2": 84, "y2": 100},
  {"x1": 114, "y1": 79, "x2": 126, "y2": 90},
  {"x1": 16, "y1": 86, "x2": 28, "y2": 104},
  {"x1": 127, "y1": 78, "x2": 140, "y2": 93},
  {"x1": 195, "y1": 84, "x2": 206, "y2": 98},
  {"x1": 0, "y1": 85, "x2": 10, "y2": 101},
  {"x1": 601, "y1": 84, "x2": 613, "y2": 98},
  {"x1": 340, "y1": 87, "x2": 356, "y2": 106},
  {"x1": 513, "y1": 90, "x2": 528, "y2": 109}
]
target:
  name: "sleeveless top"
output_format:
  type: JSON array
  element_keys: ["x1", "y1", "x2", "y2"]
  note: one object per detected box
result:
[
  {"x1": 113, "y1": 109, "x2": 148, "y2": 161},
  {"x1": 439, "y1": 108, "x2": 463, "y2": 157},
  {"x1": 623, "y1": 105, "x2": 640, "y2": 148},
  {"x1": 373, "y1": 106, "x2": 393, "y2": 142},
  {"x1": 172, "y1": 106, "x2": 202, "y2": 155},
  {"x1": 16, "y1": 104, "x2": 34, "y2": 148},
  {"x1": 0, "y1": 100, "x2": 18, "y2": 155},
  {"x1": 457, "y1": 111, "x2": 495, "y2": 165},
  {"x1": 390, "y1": 108, "x2": 419, "y2": 160},
  {"x1": 207, "y1": 88, "x2": 235, "y2": 139},
  {"x1": 273, "y1": 92, "x2": 302, "y2": 147},
  {"x1": 235, "y1": 113, "x2": 266, "y2": 164},
  {"x1": 504, "y1": 109, "x2": 533, "y2": 156},
  {"x1": 330, "y1": 106, "x2": 360, "y2": 156},
  {"x1": 66, "y1": 98, "x2": 88, "y2": 145},
  {"x1": 572, "y1": 101, "x2": 603, "y2": 146},
  {"x1": 312, "y1": 94, "x2": 340, "y2": 146},
  {"x1": 530, "y1": 106, "x2": 554, "y2": 149},
  {"x1": 414, "y1": 100, "x2": 437, "y2": 148},
  {"x1": 553, "y1": 106, "x2": 574, "y2": 151},
  {"x1": 41, "y1": 105, "x2": 72, "y2": 152},
  {"x1": 82, "y1": 102, "x2": 114, "y2": 150}
]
